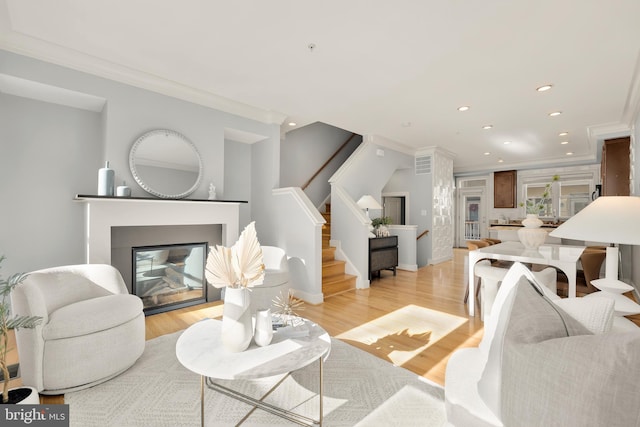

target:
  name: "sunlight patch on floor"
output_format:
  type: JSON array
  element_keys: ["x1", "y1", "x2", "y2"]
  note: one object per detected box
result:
[{"x1": 336, "y1": 305, "x2": 467, "y2": 367}]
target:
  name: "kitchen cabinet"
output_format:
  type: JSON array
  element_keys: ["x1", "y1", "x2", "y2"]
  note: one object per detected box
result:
[
  {"x1": 494, "y1": 170, "x2": 517, "y2": 208},
  {"x1": 601, "y1": 137, "x2": 630, "y2": 196}
]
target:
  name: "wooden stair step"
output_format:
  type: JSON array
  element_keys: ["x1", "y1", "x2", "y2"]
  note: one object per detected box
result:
[
  {"x1": 322, "y1": 259, "x2": 347, "y2": 278},
  {"x1": 322, "y1": 247, "x2": 336, "y2": 262},
  {"x1": 322, "y1": 274, "x2": 356, "y2": 297}
]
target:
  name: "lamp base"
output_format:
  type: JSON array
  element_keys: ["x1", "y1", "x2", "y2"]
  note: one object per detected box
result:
[{"x1": 604, "y1": 246, "x2": 619, "y2": 280}]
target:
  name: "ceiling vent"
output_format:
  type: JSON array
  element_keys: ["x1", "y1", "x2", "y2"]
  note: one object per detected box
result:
[{"x1": 415, "y1": 155, "x2": 432, "y2": 175}]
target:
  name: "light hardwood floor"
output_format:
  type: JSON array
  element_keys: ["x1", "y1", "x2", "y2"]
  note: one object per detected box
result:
[
  {"x1": 37, "y1": 248, "x2": 478, "y2": 404},
  {"x1": 36, "y1": 247, "x2": 640, "y2": 404}
]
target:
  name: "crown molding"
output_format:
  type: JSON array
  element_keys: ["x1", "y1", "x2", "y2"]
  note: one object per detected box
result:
[
  {"x1": 415, "y1": 145, "x2": 457, "y2": 159},
  {"x1": 587, "y1": 122, "x2": 632, "y2": 147},
  {"x1": 0, "y1": 30, "x2": 287, "y2": 125},
  {"x1": 453, "y1": 152, "x2": 597, "y2": 175},
  {"x1": 362, "y1": 134, "x2": 415, "y2": 155}
]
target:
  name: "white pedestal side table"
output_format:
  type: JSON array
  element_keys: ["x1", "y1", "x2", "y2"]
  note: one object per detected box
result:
[
  {"x1": 176, "y1": 318, "x2": 331, "y2": 426},
  {"x1": 589, "y1": 278, "x2": 640, "y2": 316}
]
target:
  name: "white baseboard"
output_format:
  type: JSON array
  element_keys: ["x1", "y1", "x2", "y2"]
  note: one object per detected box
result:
[
  {"x1": 428, "y1": 255, "x2": 452, "y2": 265},
  {"x1": 397, "y1": 263, "x2": 418, "y2": 272},
  {"x1": 291, "y1": 288, "x2": 324, "y2": 305}
]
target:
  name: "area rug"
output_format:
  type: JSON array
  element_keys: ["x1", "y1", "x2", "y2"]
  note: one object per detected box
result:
[{"x1": 66, "y1": 331, "x2": 446, "y2": 426}]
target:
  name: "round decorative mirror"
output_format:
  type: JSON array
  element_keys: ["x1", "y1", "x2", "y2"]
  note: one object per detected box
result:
[{"x1": 129, "y1": 129, "x2": 203, "y2": 199}]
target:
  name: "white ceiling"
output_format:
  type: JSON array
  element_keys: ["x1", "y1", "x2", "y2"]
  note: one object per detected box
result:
[{"x1": 1, "y1": 0, "x2": 640, "y2": 174}]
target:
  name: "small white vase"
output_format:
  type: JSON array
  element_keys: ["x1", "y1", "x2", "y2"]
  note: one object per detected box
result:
[
  {"x1": 221, "y1": 287, "x2": 253, "y2": 352},
  {"x1": 254, "y1": 308, "x2": 273, "y2": 347}
]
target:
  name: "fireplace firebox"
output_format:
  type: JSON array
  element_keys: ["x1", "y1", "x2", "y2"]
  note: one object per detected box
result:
[{"x1": 132, "y1": 242, "x2": 207, "y2": 315}]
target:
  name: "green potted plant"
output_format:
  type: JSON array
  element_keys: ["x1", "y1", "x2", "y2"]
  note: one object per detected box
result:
[
  {"x1": 0, "y1": 256, "x2": 42, "y2": 404},
  {"x1": 371, "y1": 216, "x2": 392, "y2": 237}
]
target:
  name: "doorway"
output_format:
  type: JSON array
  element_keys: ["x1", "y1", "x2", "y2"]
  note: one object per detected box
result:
[
  {"x1": 383, "y1": 196, "x2": 405, "y2": 225},
  {"x1": 382, "y1": 192, "x2": 409, "y2": 225},
  {"x1": 456, "y1": 187, "x2": 486, "y2": 247}
]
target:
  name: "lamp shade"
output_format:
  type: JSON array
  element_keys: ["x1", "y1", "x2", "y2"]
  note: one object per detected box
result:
[
  {"x1": 357, "y1": 195, "x2": 382, "y2": 210},
  {"x1": 549, "y1": 196, "x2": 640, "y2": 245}
]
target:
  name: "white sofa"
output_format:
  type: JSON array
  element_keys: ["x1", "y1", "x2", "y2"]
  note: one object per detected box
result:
[
  {"x1": 445, "y1": 262, "x2": 640, "y2": 427},
  {"x1": 11, "y1": 264, "x2": 145, "y2": 394}
]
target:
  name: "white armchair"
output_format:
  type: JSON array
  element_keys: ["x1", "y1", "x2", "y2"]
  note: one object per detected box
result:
[
  {"x1": 11, "y1": 264, "x2": 145, "y2": 394},
  {"x1": 249, "y1": 246, "x2": 290, "y2": 313}
]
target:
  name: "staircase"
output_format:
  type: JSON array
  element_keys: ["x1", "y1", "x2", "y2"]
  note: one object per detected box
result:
[{"x1": 321, "y1": 203, "x2": 357, "y2": 297}]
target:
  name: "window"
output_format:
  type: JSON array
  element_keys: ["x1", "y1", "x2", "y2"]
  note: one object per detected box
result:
[
  {"x1": 559, "y1": 181, "x2": 590, "y2": 217},
  {"x1": 523, "y1": 178, "x2": 593, "y2": 219},
  {"x1": 518, "y1": 165, "x2": 599, "y2": 220},
  {"x1": 523, "y1": 183, "x2": 554, "y2": 217}
]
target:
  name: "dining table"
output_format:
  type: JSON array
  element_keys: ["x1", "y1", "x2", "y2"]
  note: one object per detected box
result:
[{"x1": 467, "y1": 241, "x2": 586, "y2": 316}]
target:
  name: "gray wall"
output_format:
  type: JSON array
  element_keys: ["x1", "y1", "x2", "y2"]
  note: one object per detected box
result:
[
  {"x1": 0, "y1": 93, "x2": 101, "y2": 276},
  {"x1": 224, "y1": 139, "x2": 252, "y2": 228},
  {"x1": 330, "y1": 140, "x2": 415, "y2": 282},
  {"x1": 251, "y1": 135, "x2": 282, "y2": 246},
  {"x1": 383, "y1": 166, "x2": 433, "y2": 266},
  {"x1": 281, "y1": 122, "x2": 361, "y2": 208},
  {"x1": 0, "y1": 50, "x2": 279, "y2": 278}
]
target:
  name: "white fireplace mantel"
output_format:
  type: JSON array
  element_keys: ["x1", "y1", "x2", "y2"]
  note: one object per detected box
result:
[{"x1": 75, "y1": 195, "x2": 244, "y2": 264}]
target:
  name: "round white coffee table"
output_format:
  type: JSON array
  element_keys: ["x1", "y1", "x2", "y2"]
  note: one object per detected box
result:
[{"x1": 176, "y1": 318, "x2": 331, "y2": 426}]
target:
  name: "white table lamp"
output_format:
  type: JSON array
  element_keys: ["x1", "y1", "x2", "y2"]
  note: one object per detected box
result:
[
  {"x1": 356, "y1": 195, "x2": 382, "y2": 218},
  {"x1": 357, "y1": 195, "x2": 382, "y2": 237},
  {"x1": 549, "y1": 196, "x2": 640, "y2": 280}
]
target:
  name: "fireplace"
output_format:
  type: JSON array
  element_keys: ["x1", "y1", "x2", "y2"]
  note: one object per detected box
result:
[
  {"x1": 75, "y1": 195, "x2": 244, "y2": 313},
  {"x1": 132, "y1": 242, "x2": 207, "y2": 314}
]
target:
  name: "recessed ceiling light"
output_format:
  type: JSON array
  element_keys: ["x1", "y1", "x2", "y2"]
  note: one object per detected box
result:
[
  {"x1": 559, "y1": 131, "x2": 569, "y2": 136},
  {"x1": 498, "y1": 158, "x2": 504, "y2": 163},
  {"x1": 484, "y1": 152, "x2": 491, "y2": 156},
  {"x1": 549, "y1": 111, "x2": 562, "y2": 117},
  {"x1": 566, "y1": 152, "x2": 574, "y2": 156},
  {"x1": 503, "y1": 141, "x2": 511, "y2": 145},
  {"x1": 536, "y1": 84, "x2": 553, "y2": 92},
  {"x1": 288, "y1": 122, "x2": 297, "y2": 126},
  {"x1": 457, "y1": 106, "x2": 470, "y2": 112},
  {"x1": 482, "y1": 125, "x2": 493, "y2": 130},
  {"x1": 560, "y1": 141, "x2": 569, "y2": 145}
]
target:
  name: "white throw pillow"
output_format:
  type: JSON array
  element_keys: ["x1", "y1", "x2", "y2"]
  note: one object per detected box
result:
[
  {"x1": 553, "y1": 297, "x2": 614, "y2": 334},
  {"x1": 584, "y1": 292, "x2": 640, "y2": 316}
]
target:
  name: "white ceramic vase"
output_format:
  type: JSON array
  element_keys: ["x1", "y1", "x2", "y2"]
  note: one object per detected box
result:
[
  {"x1": 254, "y1": 308, "x2": 273, "y2": 347},
  {"x1": 521, "y1": 213, "x2": 543, "y2": 228},
  {"x1": 518, "y1": 214, "x2": 547, "y2": 249},
  {"x1": 221, "y1": 287, "x2": 253, "y2": 352}
]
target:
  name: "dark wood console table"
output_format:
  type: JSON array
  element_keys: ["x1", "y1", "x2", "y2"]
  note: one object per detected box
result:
[{"x1": 369, "y1": 236, "x2": 398, "y2": 280}]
